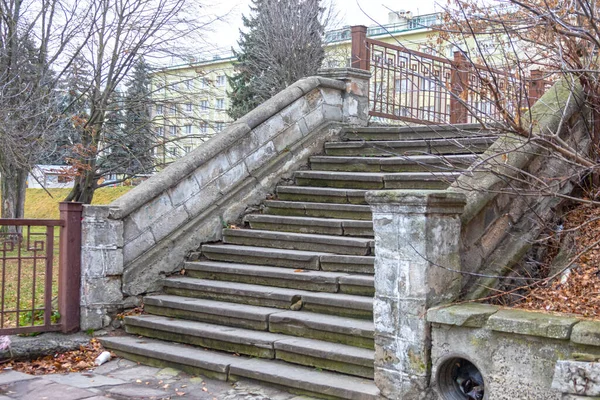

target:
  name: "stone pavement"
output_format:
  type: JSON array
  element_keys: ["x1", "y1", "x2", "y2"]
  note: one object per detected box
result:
[{"x1": 0, "y1": 357, "x2": 318, "y2": 400}]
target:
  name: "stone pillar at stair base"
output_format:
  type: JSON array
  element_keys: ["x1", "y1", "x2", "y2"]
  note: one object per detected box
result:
[
  {"x1": 366, "y1": 190, "x2": 467, "y2": 400},
  {"x1": 318, "y1": 68, "x2": 370, "y2": 126}
]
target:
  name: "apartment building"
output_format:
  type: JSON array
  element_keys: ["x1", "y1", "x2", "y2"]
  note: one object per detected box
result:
[{"x1": 150, "y1": 11, "x2": 443, "y2": 160}]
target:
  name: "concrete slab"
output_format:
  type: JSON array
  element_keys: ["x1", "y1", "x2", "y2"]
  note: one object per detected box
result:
[
  {"x1": 0, "y1": 370, "x2": 36, "y2": 385},
  {"x1": 42, "y1": 372, "x2": 126, "y2": 388}
]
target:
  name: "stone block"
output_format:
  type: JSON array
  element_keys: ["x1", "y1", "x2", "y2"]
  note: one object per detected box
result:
[
  {"x1": 279, "y1": 96, "x2": 309, "y2": 125},
  {"x1": 480, "y1": 214, "x2": 512, "y2": 257},
  {"x1": 244, "y1": 141, "x2": 277, "y2": 173},
  {"x1": 374, "y1": 297, "x2": 398, "y2": 336},
  {"x1": 571, "y1": 321, "x2": 600, "y2": 347},
  {"x1": 123, "y1": 230, "x2": 155, "y2": 265},
  {"x1": 168, "y1": 175, "x2": 201, "y2": 207},
  {"x1": 225, "y1": 132, "x2": 260, "y2": 166},
  {"x1": 301, "y1": 107, "x2": 326, "y2": 134},
  {"x1": 81, "y1": 276, "x2": 123, "y2": 306},
  {"x1": 251, "y1": 114, "x2": 286, "y2": 146},
  {"x1": 216, "y1": 162, "x2": 249, "y2": 194},
  {"x1": 81, "y1": 246, "x2": 124, "y2": 278},
  {"x1": 122, "y1": 216, "x2": 142, "y2": 243},
  {"x1": 427, "y1": 303, "x2": 499, "y2": 328},
  {"x1": 80, "y1": 306, "x2": 106, "y2": 330},
  {"x1": 552, "y1": 361, "x2": 600, "y2": 396},
  {"x1": 183, "y1": 183, "x2": 220, "y2": 217},
  {"x1": 273, "y1": 123, "x2": 304, "y2": 153},
  {"x1": 150, "y1": 204, "x2": 190, "y2": 242},
  {"x1": 129, "y1": 193, "x2": 173, "y2": 233},
  {"x1": 487, "y1": 309, "x2": 579, "y2": 339},
  {"x1": 82, "y1": 214, "x2": 123, "y2": 248},
  {"x1": 322, "y1": 104, "x2": 343, "y2": 122},
  {"x1": 192, "y1": 152, "x2": 230, "y2": 188},
  {"x1": 319, "y1": 87, "x2": 343, "y2": 106}
]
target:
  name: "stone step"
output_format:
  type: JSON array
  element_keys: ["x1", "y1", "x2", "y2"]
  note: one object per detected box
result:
[
  {"x1": 101, "y1": 336, "x2": 380, "y2": 400},
  {"x1": 340, "y1": 123, "x2": 490, "y2": 141},
  {"x1": 123, "y1": 315, "x2": 375, "y2": 378},
  {"x1": 222, "y1": 229, "x2": 374, "y2": 256},
  {"x1": 185, "y1": 261, "x2": 374, "y2": 296},
  {"x1": 324, "y1": 136, "x2": 495, "y2": 156},
  {"x1": 309, "y1": 154, "x2": 477, "y2": 173},
  {"x1": 294, "y1": 170, "x2": 459, "y2": 190},
  {"x1": 143, "y1": 295, "x2": 375, "y2": 348},
  {"x1": 201, "y1": 244, "x2": 374, "y2": 273},
  {"x1": 162, "y1": 277, "x2": 373, "y2": 319},
  {"x1": 244, "y1": 214, "x2": 373, "y2": 237},
  {"x1": 263, "y1": 200, "x2": 372, "y2": 220},
  {"x1": 276, "y1": 186, "x2": 368, "y2": 205}
]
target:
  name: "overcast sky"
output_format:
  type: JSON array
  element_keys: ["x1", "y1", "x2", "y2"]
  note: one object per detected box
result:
[{"x1": 204, "y1": 0, "x2": 440, "y2": 52}]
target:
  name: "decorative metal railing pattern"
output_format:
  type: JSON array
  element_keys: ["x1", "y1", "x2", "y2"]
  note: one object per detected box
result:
[
  {"x1": 0, "y1": 202, "x2": 82, "y2": 335},
  {"x1": 350, "y1": 25, "x2": 547, "y2": 125}
]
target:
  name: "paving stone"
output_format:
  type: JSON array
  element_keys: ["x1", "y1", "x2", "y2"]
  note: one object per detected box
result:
[
  {"x1": 0, "y1": 370, "x2": 36, "y2": 385},
  {"x1": 42, "y1": 373, "x2": 126, "y2": 388},
  {"x1": 2, "y1": 379, "x2": 97, "y2": 400},
  {"x1": 105, "y1": 384, "x2": 169, "y2": 398},
  {"x1": 105, "y1": 365, "x2": 162, "y2": 381},
  {"x1": 93, "y1": 358, "x2": 137, "y2": 375},
  {"x1": 156, "y1": 367, "x2": 181, "y2": 378}
]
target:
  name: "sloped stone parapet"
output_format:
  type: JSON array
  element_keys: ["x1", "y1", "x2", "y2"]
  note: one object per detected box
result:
[{"x1": 79, "y1": 70, "x2": 370, "y2": 330}]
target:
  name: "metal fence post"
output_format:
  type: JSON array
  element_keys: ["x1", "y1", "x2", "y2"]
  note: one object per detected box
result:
[
  {"x1": 59, "y1": 202, "x2": 83, "y2": 333},
  {"x1": 351, "y1": 25, "x2": 369, "y2": 70},
  {"x1": 450, "y1": 51, "x2": 470, "y2": 124}
]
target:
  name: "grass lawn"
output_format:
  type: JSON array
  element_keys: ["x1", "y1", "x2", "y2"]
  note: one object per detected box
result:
[{"x1": 1, "y1": 187, "x2": 132, "y2": 329}]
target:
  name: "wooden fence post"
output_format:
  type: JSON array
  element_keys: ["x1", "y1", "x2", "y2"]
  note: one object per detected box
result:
[
  {"x1": 351, "y1": 25, "x2": 369, "y2": 70},
  {"x1": 59, "y1": 202, "x2": 83, "y2": 333},
  {"x1": 450, "y1": 51, "x2": 470, "y2": 124}
]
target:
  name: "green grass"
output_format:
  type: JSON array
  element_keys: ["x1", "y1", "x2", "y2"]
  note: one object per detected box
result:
[{"x1": 0, "y1": 186, "x2": 132, "y2": 329}]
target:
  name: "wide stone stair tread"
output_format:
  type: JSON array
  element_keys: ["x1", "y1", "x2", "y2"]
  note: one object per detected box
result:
[
  {"x1": 123, "y1": 314, "x2": 375, "y2": 377},
  {"x1": 295, "y1": 170, "x2": 460, "y2": 190},
  {"x1": 143, "y1": 295, "x2": 374, "y2": 347},
  {"x1": 276, "y1": 186, "x2": 368, "y2": 204},
  {"x1": 201, "y1": 243, "x2": 375, "y2": 273},
  {"x1": 101, "y1": 336, "x2": 380, "y2": 400},
  {"x1": 340, "y1": 123, "x2": 491, "y2": 141},
  {"x1": 243, "y1": 214, "x2": 373, "y2": 237},
  {"x1": 324, "y1": 136, "x2": 496, "y2": 156},
  {"x1": 263, "y1": 200, "x2": 372, "y2": 220},
  {"x1": 222, "y1": 228, "x2": 374, "y2": 255},
  {"x1": 309, "y1": 154, "x2": 478, "y2": 172},
  {"x1": 162, "y1": 277, "x2": 373, "y2": 318}
]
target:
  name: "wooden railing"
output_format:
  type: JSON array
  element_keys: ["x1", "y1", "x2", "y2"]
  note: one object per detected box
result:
[
  {"x1": 350, "y1": 25, "x2": 547, "y2": 125},
  {"x1": 0, "y1": 202, "x2": 82, "y2": 334}
]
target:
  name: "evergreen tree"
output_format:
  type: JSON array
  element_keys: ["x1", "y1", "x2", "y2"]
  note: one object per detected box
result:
[
  {"x1": 228, "y1": 0, "x2": 325, "y2": 120},
  {"x1": 100, "y1": 58, "x2": 154, "y2": 177}
]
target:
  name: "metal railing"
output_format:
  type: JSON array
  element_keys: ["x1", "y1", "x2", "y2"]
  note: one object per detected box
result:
[
  {"x1": 350, "y1": 25, "x2": 547, "y2": 125},
  {"x1": 0, "y1": 203, "x2": 82, "y2": 335}
]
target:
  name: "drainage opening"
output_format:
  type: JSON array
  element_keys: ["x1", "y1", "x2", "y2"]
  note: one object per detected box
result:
[{"x1": 437, "y1": 357, "x2": 485, "y2": 400}]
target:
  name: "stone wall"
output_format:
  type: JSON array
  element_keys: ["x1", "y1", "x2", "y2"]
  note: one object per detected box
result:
[
  {"x1": 449, "y1": 79, "x2": 590, "y2": 299},
  {"x1": 80, "y1": 69, "x2": 371, "y2": 330},
  {"x1": 428, "y1": 304, "x2": 600, "y2": 399}
]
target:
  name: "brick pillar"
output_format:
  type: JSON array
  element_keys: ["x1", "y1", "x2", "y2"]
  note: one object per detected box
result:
[
  {"x1": 318, "y1": 68, "x2": 371, "y2": 126},
  {"x1": 450, "y1": 52, "x2": 470, "y2": 124},
  {"x1": 366, "y1": 190, "x2": 467, "y2": 400},
  {"x1": 351, "y1": 25, "x2": 369, "y2": 71}
]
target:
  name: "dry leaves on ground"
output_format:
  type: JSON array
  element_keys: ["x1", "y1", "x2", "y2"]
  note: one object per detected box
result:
[
  {"x1": 517, "y1": 203, "x2": 600, "y2": 318},
  {"x1": 3, "y1": 338, "x2": 114, "y2": 375}
]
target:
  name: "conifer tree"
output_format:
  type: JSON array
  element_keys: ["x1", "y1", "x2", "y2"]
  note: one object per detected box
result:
[{"x1": 228, "y1": 0, "x2": 325, "y2": 120}]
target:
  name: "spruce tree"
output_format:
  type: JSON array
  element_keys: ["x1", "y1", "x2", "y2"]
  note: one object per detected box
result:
[{"x1": 228, "y1": 0, "x2": 325, "y2": 120}]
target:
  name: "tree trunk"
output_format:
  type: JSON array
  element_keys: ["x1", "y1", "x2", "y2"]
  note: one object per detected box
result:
[
  {"x1": 1, "y1": 165, "x2": 28, "y2": 233},
  {"x1": 64, "y1": 167, "x2": 97, "y2": 204}
]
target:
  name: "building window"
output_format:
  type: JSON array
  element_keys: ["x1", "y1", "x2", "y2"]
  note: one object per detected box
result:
[
  {"x1": 185, "y1": 103, "x2": 193, "y2": 113},
  {"x1": 183, "y1": 124, "x2": 192, "y2": 135},
  {"x1": 167, "y1": 104, "x2": 177, "y2": 115},
  {"x1": 172, "y1": 81, "x2": 179, "y2": 90},
  {"x1": 184, "y1": 145, "x2": 191, "y2": 154},
  {"x1": 156, "y1": 105, "x2": 163, "y2": 115},
  {"x1": 185, "y1": 80, "x2": 193, "y2": 90},
  {"x1": 395, "y1": 78, "x2": 409, "y2": 94},
  {"x1": 156, "y1": 126, "x2": 164, "y2": 137},
  {"x1": 216, "y1": 75, "x2": 226, "y2": 87},
  {"x1": 199, "y1": 77, "x2": 208, "y2": 88},
  {"x1": 200, "y1": 100, "x2": 209, "y2": 112},
  {"x1": 216, "y1": 98, "x2": 225, "y2": 110},
  {"x1": 199, "y1": 122, "x2": 208, "y2": 133},
  {"x1": 170, "y1": 147, "x2": 179, "y2": 157},
  {"x1": 169, "y1": 126, "x2": 177, "y2": 137},
  {"x1": 214, "y1": 122, "x2": 224, "y2": 132}
]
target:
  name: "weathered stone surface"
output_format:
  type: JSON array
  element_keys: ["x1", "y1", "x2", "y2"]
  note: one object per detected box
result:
[
  {"x1": 571, "y1": 321, "x2": 600, "y2": 347},
  {"x1": 487, "y1": 309, "x2": 579, "y2": 339},
  {"x1": 81, "y1": 276, "x2": 123, "y2": 306},
  {"x1": 427, "y1": 303, "x2": 499, "y2": 328},
  {"x1": 552, "y1": 361, "x2": 600, "y2": 396}
]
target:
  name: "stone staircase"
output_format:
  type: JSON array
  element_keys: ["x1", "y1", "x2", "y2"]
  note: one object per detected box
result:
[{"x1": 101, "y1": 124, "x2": 495, "y2": 400}]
